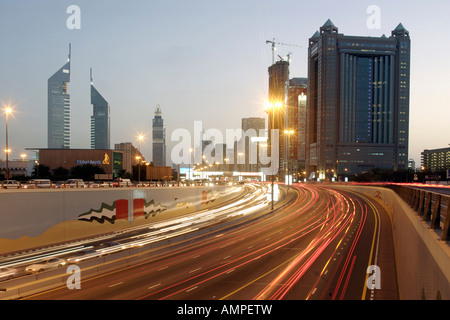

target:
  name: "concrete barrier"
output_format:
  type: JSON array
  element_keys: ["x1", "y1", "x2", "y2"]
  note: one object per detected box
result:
[
  {"x1": 334, "y1": 184, "x2": 450, "y2": 300},
  {"x1": 0, "y1": 185, "x2": 245, "y2": 255}
]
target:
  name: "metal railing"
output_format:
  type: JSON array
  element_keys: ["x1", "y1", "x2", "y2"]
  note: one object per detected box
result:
[{"x1": 387, "y1": 185, "x2": 450, "y2": 242}]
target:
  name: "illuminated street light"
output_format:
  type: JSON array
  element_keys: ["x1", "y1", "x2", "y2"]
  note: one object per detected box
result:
[
  {"x1": 137, "y1": 134, "x2": 144, "y2": 185},
  {"x1": 284, "y1": 129, "x2": 295, "y2": 188},
  {"x1": 189, "y1": 148, "x2": 193, "y2": 184},
  {"x1": 265, "y1": 101, "x2": 283, "y2": 210},
  {"x1": 4, "y1": 106, "x2": 13, "y2": 180}
]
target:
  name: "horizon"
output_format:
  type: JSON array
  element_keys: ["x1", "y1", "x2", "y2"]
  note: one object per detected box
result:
[{"x1": 1, "y1": 0, "x2": 449, "y2": 168}]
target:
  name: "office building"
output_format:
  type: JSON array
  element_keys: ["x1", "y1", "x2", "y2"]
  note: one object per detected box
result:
[
  {"x1": 306, "y1": 19, "x2": 411, "y2": 179},
  {"x1": 37, "y1": 149, "x2": 123, "y2": 178},
  {"x1": 90, "y1": 69, "x2": 110, "y2": 150},
  {"x1": 48, "y1": 45, "x2": 71, "y2": 149},
  {"x1": 421, "y1": 147, "x2": 450, "y2": 172},
  {"x1": 152, "y1": 105, "x2": 166, "y2": 166},
  {"x1": 267, "y1": 60, "x2": 290, "y2": 176},
  {"x1": 241, "y1": 117, "x2": 266, "y2": 172},
  {"x1": 285, "y1": 78, "x2": 307, "y2": 176},
  {"x1": 114, "y1": 142, "x2": 145, "y2": 174}
]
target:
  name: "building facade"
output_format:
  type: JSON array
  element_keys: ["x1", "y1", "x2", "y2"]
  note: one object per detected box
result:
[
  {"x1": 306, "y1": 20, "x2": 411, "y2": 180},
  {"x1": 421, "y1": 148, "x2": 450, "y2": 172},
  {"x1": 267, "y1": 60, "x2": 290, "y2": 177},
  {"x1": 241, "y1": 117, "x2": 266, "y2": 173},
  {"x1": 152, "y1": 105, "x2": 166, "y2": 166},
  {"x1": 38, "y1": 149, "x2": 123, "y2": 178},
  {"x1": 48, "y1": 45, "x2": 71, "y2": 149},
  {"x1": 285, "y1": 78, "x2": 307, "y2": 177},
  {"x1": 90, "y1": 69, "x2": 110, "y2": 150},
  {"x1": 114, "y1": 142, "x2": 144, "y2": 174}
]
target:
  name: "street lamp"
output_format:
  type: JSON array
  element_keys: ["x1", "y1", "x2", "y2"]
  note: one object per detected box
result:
[
  {"x1": 265, "y1": 101, "x2": 283, "y2": 210},
  {"x1": 238, "y1": 152, "x2": 244, "y2": 182},
  {"x1": 284, "y1": 129, "x2": 294, "y2": 189},
  {"x1": 4, "y1": 107, "x2": 13, "y2": 180},
  {"x1": 189, "y1": 147, "x2": 193, "y2": 185},
  {"x1": 137, "y1": 134, "x2": 144, "y2": 186}
]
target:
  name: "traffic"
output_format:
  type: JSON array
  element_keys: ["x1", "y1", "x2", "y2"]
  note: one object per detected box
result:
[
  {"x1": 0, "y1": 178, "x2": 236, "y2": 189},
  {"x1": 0, "y1": 183, "x2": 270, "y2": 290}
]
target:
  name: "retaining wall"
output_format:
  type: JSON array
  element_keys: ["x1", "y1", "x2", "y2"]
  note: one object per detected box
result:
[
  {"x1": 0, "y1": 185, "x2": 245, "y2": 255},
  {"x1": 335, "y1": 184, "x2": 450, "y2": 300}
]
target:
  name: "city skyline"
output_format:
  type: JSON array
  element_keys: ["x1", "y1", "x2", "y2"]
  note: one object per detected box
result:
[{"x1": 0, "y1": 1, "x2": 449, "y2": 167}]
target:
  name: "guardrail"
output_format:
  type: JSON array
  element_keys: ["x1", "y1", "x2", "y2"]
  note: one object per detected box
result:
[
  {"x1": 387, "y1": 185, "x2": 450, "y2": 241},
  {"x1": 0, "y1": 181, "x2": 235, "y2": 189}
]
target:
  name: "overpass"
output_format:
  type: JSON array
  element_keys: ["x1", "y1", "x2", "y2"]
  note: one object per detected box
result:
[
  {"x1": 333, "y1": 183, "x2": 450, "y2": 300},
  {"x1": 0, "y1": 183, "x2": 448, "y2": 300}
]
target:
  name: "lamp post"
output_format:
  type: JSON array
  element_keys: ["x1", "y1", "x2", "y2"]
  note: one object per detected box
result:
[
  {"x1": 265, "y1": 101, "x2": 282, "y2": 210},
  {"x1": 189, "y1": 147, "x2": 193, "y2": 185},
  {"x1": 4, "y1": 107, "x2": 12, "y2": 180},
  {"x1": 137, "y1": 135, "x2": 144, "y2": 186},
  {"x1": 284, "y1": 129, "x2": 294, "y2": 190},
  {"x1": 238, "y1": 152, "x2": 244, "y2": 182}
]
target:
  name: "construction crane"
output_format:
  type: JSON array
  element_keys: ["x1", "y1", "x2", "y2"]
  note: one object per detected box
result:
[{"x1": 266, "y1": 38, "x2": 303, "y2": 65}]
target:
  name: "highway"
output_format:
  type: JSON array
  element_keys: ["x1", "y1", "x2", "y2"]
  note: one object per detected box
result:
[{"x1": 16, "y1": 183, "x2": 398, "y2": 300}]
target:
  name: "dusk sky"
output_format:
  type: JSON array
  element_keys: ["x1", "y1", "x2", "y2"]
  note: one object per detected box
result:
[{"x1": 0, "y1": 0, "x2": 449, "y2": 167}]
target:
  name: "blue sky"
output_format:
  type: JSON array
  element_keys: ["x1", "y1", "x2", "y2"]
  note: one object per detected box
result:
[{"x1": 0, "y1": 0, "x2": 449, "y2": 167}]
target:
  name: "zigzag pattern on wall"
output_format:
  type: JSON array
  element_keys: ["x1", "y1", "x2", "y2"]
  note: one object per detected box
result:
[{"x1": 78, "y1": 198, "x2": 167, "y2": 224}]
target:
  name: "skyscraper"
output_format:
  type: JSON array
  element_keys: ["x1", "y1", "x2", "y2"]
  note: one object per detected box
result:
[
  {"x1": 90, "y1": 69, "x2": 111, "y2": 150},
  {"x1": 152, "y1": 105, "x2": 166, "y2": 166},
  {"x1": 306, "y1": 20, "x2": 411, "y2": 180},
  {"x1": 241, "y1": 117, "x2": 266, "y2": 172},
  {"x1": 48, "y1": 45, "x2": 71, "y2": 149},
  {"x1": 267, "y1": 59, "x2": 290, "y2": 176},
  {"x1": 285, "y1": 78, "x2": 307, "y2": 174}
]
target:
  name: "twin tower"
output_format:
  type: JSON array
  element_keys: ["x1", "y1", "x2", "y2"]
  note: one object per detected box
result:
[{"x1": 47, "y1": 44, "x2": 110, "y2": 150}]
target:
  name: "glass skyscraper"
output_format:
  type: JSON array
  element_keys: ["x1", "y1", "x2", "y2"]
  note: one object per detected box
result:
[
  {"x1": 48, "y1": 46, "x2": 71, "y2": 149},
  {"x1": 90, "y1": 69, "x2": 111, "y2": 150},
  {"x1": 306, "y1": 20, "x2": 411, "y2": 179}
]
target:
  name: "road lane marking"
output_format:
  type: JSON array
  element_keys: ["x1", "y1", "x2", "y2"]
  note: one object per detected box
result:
[
  {"x1": 220, "y1": 255, "x2": 297, "y2": 300},
  {"x1": 189, "y1": 267, "x2": 202, "y2": 273},
  {"x1": 109, "y1": 282, "x2": 123, "y2": 288},
  {"x1": 186, "y1": 286, "x2": 198, "y2": 292},
  {"x1": 358, "y1": 195, "x2": 379, "y2": 301},
  {"x1": 148, "y1": 283, "x2": 161, "y2": 290}
]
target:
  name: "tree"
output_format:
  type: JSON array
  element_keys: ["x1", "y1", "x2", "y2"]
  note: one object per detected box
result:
[
  {"x1": 32, "y1": 164, "x2": 51, "y2": 178},
  {"x1": 70, "y1": 164, "x2": 105, "y2": 181},
  {"x1": 52, "y1": 167, "x2": 70, "y2": 181}
]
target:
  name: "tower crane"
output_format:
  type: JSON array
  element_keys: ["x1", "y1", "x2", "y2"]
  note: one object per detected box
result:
[{"x1": 266, "y1": 38, "x2": 303, "y2": 65}]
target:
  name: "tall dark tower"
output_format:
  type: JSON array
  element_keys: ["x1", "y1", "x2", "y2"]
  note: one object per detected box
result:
[
  {"x1": 48, "y1": 44, "x2": 71, "y2": 149},
  {"x1": 90, "y1": 68, "x2": 110, "y2": 150},
  {"x1": 152, "y1": 105, "x2": 166, "y2": 166},
  {"x1": 267, "y1": 60, "x2": 290, "y2": 175},
  {"x1": 306, "y1": 19, "x2": 411, "y2": 180}
]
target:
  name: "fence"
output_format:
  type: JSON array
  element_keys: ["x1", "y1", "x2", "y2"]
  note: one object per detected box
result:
[{"x1": 387, "y1": 185, "x2": 450, "y2": 241}]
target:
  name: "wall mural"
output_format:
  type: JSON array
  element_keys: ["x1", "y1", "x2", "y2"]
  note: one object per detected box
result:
[{"x1": 77, "y1": 198, "x2": 167, "y2": 224}]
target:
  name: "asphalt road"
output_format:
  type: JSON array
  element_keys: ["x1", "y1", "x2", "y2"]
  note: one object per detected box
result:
[{"x1": 23, "y1": 183, "x2": 398, "y2": 300}]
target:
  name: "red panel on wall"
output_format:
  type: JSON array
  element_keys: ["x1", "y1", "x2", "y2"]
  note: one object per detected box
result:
[
  {"x1": 115, "y1": 199, "x2": 128, "y2": 221},
  {"x1": 133, "y1": 198, "x2": 145, "y2": 218},
  {"x1": 202, "y1": 191, "x2": 208, "y2": 205}
]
